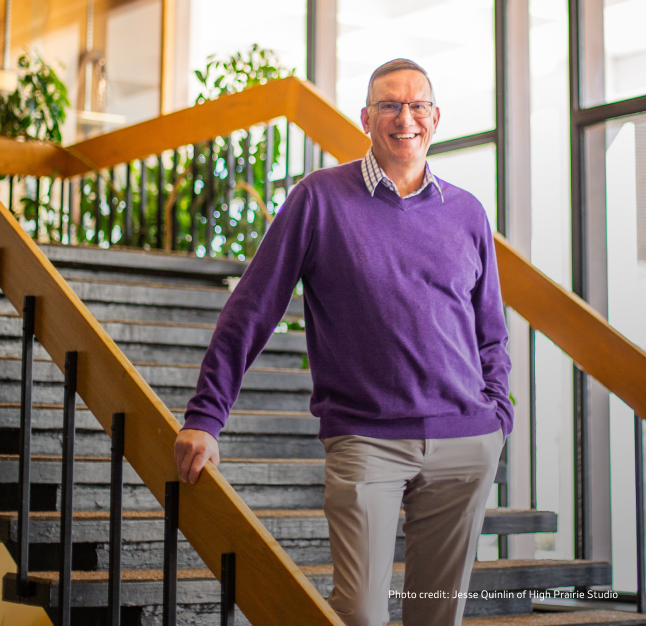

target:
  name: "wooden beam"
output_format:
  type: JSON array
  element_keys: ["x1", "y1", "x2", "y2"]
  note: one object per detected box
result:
[
  {"x1": 0, "y1": 201, "x2": 344, "y2": 626},
  {"x1": 494, "y1": 232, "x2": 646, "y2": 419}
]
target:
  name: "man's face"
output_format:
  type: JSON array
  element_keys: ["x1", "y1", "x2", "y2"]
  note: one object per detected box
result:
[{"x1": 360, "y1": 69, "x2": 440, "y2": 173}]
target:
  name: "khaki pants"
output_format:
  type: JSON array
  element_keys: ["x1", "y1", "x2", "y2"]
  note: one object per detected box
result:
[{"x1": 322, "y1": 429, "x2": 504, "y2": 626}]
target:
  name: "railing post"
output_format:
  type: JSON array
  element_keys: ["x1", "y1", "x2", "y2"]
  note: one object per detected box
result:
[
  {"x1": 94, "y1": 172, "x2": 102, "y2": 244},
  {"x1": 59, "y1": 350, "x2": 78, "y2": 626},
  {"x1": 108, "y1": 168, "x2": 115, "y2": 244},
  {"x1": 157, "y1": 155, "x2": 165, "y2": 249},
  {"x1": 108, "y1": 412, "x2": 125, "y2": 626},
  {"x1": 8, "y1": 175, "x2": 14, "y2": 213},
  {"x1": 17, "y1": 295, "x2": 35, "y2": 598},
  {"x1": 635, "y1": 412, "x2": 645, "y2": 613},
  {"x1": 139, "y1": 160, "x2": 147, "y2": 247},
  {"x1": 125, "y1": 163, "x2": 133, "y2": 245},
  {"x1": 189, "y1": 146, "x2": 197, "y2": 254},
  {"x1": 529, "y1": 325, "x2": 537, "y2": 510},
  {"x1": 264, "y1": 125, "x2": 274, "y2": 236},
  {"x1": 221, "y1": 552, "x2": 236, "y2": 626},
  {"x1": 34, "y1": 178, "x2": 41, "y2": 240},
  {"x1": 163, "y1": 481, "x2": 180, "y2": 626}
]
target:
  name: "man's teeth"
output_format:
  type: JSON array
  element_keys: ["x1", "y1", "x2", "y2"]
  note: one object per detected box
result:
[{"x1": 393, "y1": 134, "x2": 416, "y2": 139}]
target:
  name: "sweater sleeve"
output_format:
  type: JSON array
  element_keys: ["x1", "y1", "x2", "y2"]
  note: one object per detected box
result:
[
  {"x1": 472, "y1": 212, "x2": 514, "y2": 439},
  {"x1": 182, "y1": 183, "x2": 314, "y2": 439}
]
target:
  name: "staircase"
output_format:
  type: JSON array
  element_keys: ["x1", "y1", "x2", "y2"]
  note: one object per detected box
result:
[{"x1": 1, "y1": 244, "x2": 643, "y2": 626}]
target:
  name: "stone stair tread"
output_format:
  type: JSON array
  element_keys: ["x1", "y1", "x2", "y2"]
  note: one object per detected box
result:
[
  {"x1": 461, "y1": 611, "x2": 646, "y2": 625},
  {"x1": 6, "y1": 559, "x2": 609, "y2": 585},
  {"x1": 389, "y1": 613, "x2": 646, "y2": 626},
  {"x1": 0, "y1": 507, "x2": 556, "y2": 522}
]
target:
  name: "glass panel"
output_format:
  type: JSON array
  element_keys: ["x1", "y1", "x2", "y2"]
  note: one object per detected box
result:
[
  {"x1": 336, "y1": 0, "x2": 495, "y2": 142},
  {"x1": 597, "y1": 113, "x2": 646, "y2": 592},
  {"x1": 427, "y1": 143, "x2": 497, "y2": 229},
  {"x1": 581, "y1": 0, "x2": 646, "y2": 107},
  {"x1": 188, "y1": 0, "x2": 307, "y2": 105},
  {"x1": 529, "y1": 0, "x2": 575, "y2": 561}
]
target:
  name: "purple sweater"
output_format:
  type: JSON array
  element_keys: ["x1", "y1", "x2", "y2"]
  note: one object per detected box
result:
[{"x1": 183, "y1": 160, "x2": 513, "y2": 441}]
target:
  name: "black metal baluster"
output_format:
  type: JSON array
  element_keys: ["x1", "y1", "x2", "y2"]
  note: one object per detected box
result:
[
  {"x1": 157, "y1": 155, "x2": 165, "y2": 249},
  {"x1": 163, "y1": 481, "x2": 180, "y2": 626},
  {"x1": 67, "y1": 179, "x2": 74, "y2": 244},
  {"x1": 285, "y1": 122, "x2": 292, "y2": 190},
  {"x1": 58, "y1": 351, "x2": 78, "y2": 626},
  {"x1": 140, "y1": 161, "x2": 148, "y2": 247},
  {"x1": 529, "y1": 326, "x2": 537, "y2": 510},
  {"x1": 34, "y1": 178, "x2": 41, "y2": 239},
  {"x1": 94, "y1": 172, "x2": 101, "y2": 244},
  {"x1": 17, "y1": 296, "x2": 35, "y2": 598},
  {"x1": 206, "y1": 140, "x2": 215, "y2": 254},
  {"x1": 264, "y1": 125, "x2": 274, "y2": 236},
  {"x1": 221, "y1": 552, "x2": 236, "y2": 626},
  {"x1": 189, "y1": 145, "x2": 198, "y2": 254},
  {"x1": 8, "y1": 175, "x2": 14, "y2": 213},
  {"x1": 108, "y1": 412, "x2": 125, "y2": 626},
  {"x1": 636, "y1": 413, "x2": 646, "y2": 613},
  {"x1": 125, "y1": 163, "x2": 132, "y2": 246},
  {"x1": 59, "y1": 179, "x2": 66, "y2": 242},
  {"x1": 245, "y1": 133, "x2": 253, "y2": 247},
  {"x1": 498, "y1": 439, "x2": 508, "y2": 559},
  {"x1": 108, "y1": 168, "x2": 115, "y2": 245},
  {"x1": 319, "y1": 149, "x2": 325, "y2": 170},
  {"x1": 171, "y1": 150, "x2": 178, "y2": 250},
  {"x1": 227, "y1": 136, "x2": 235, "y2": 210}
]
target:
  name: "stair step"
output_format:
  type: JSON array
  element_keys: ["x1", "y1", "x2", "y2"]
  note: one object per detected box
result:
[
  {"x1": 0, "y1": 313, "x2": 308, "y2": 367},
  {"x1": 0, "y1": 508, "x2": 557, "y2": 546},
  {"x1": 62, "y1": 276, "x2": 304, "y2": 319},
  {"x1": 0, "y1": 357, "x2": 313, "y2": 411},
  {"x1": 0, "y1": 405, "x2": 319, "y2": 435},
  {"x1": 459, "y1": 611, "x2": 646, "y2": 625},
  {"x1": 2, "y1": 560, "x2": 611, "y2": 616}
]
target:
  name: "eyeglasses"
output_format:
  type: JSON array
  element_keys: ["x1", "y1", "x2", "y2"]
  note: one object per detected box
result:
[{"x1": 368, "y1": 101, "x2": 435, "y2": 118}]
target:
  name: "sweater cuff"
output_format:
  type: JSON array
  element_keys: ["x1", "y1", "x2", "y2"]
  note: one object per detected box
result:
[{"x1": 181, "y1": 414, "x2": 224, "y2": 440}]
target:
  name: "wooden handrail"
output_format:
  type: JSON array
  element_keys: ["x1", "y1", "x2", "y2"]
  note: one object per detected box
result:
[
  {"x1": 494, "y1": 233, "x2": 646, "y2": 419},
  {"x1": 0, "y1": 77, "x2": 370, "y2": 178},
  {"x1": 0, "y1": 199, "x2": 343, "y2": 626},
  {"x1": 1, "y1": 76, "x2": 644, "y2": 421}
]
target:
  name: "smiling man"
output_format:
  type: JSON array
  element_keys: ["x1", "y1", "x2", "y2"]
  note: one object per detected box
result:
[{"x1": 175, "y1": 59, "x2": 512, "y2": 626}]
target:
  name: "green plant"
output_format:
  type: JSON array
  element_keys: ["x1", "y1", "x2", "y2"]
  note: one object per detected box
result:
[
  {"x1": 195, "y1": 44, "x2": 294, "y2": 102},
  {"x1": 0, "y1": 50, "x2": 70, "y2": 143}
]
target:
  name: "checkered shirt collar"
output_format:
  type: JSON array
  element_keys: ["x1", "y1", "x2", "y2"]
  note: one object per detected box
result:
[{"x1": 361, "y1": 148, "x2": 444, "y2": 202}]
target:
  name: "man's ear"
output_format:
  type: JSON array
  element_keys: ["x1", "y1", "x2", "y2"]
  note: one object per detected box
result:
[{"x1": 360, "y1": 107, "x2": 371, "y2": 134}]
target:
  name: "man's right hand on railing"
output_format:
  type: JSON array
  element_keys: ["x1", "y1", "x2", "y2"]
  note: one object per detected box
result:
[{"x1": 174, "y1": 429, "x2": 220, "y2": 483}]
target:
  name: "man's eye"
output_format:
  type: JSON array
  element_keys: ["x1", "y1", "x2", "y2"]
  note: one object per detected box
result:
[
  {"x1": 410, "y1": 103, "x2": 428, "y2": 112},
  {"x1": 381, "y1": 102, "x2": 399, "y2": 111}
]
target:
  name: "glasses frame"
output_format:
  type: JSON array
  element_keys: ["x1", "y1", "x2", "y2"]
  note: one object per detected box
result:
[{"x1": 367, "y1": 101, "x2": 436, "y2": 119}]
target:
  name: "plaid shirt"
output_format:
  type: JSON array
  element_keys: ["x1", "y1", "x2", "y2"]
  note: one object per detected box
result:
[{"x1": 360, "y1": 148, "x2": 444, "y2": 202}]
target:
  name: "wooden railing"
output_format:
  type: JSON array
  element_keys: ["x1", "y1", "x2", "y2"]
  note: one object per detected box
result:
[{"x1": 0, "y1": 77, "x2": 370, "y2": 178}]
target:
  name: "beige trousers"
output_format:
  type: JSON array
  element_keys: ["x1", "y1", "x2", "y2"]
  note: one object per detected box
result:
[{"x1": 322, "y1": 429, "x2": 504, "y2": 626}]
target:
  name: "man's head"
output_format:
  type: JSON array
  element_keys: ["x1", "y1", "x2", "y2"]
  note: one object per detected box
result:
[{"x1": 361, "y1": 59, "x2": 440, "y2": 177}]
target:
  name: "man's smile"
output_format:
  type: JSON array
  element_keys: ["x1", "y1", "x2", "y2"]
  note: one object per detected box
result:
[{"x1": 391, "y1": 133, "x2": 419, "y2": 140}]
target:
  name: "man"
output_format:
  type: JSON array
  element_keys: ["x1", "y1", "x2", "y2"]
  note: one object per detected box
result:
[{"x1": 175, "y1": 59, "x2": 512, "y2": 626}]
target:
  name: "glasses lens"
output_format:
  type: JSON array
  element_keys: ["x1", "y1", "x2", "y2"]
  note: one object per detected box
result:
[
  {"x1": 377, "y1": 102, "x2": 402, "y2": 117},
  {"x1": 377, "y1": 102, "x2": 433, "y2": 118}
]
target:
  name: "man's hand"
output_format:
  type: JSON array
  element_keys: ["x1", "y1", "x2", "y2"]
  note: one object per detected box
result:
[{"x1": 174, "y1": 429, "x2": 220, "y2": 484}]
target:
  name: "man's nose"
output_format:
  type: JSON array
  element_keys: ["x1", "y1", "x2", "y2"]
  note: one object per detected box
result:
[{"x1": 396, "y1": 103, "x2": 415, "y2": 124}]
